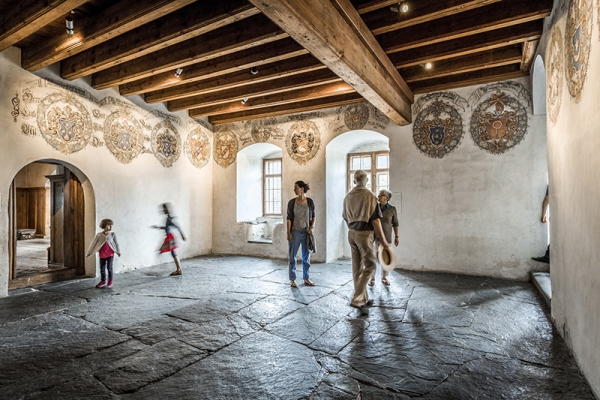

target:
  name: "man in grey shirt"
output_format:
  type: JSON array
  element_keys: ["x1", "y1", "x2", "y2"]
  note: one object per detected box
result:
[{"x1": 343, "y1": 170, "x2": 390, "y2": 308}]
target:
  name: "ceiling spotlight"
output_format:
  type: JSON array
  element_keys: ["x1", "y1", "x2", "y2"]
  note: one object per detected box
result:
[
  {"x1": 250, "y1": 67, "x2": 258, "y2": 75},
  {"x1": 65, "y1": 11, "x2": 74, "y2": 35},
  {"x1": 174, "y1": 68, "x2": 183, "y2": 78},
  {"x1": 390, "y1": 2, "x2": 408, "y2": 13},
  {"x1": 425, "y1": 62, "x2": 432, "y2": 69},
  {"x1": 241, "y1": 98, "x2": 249, "y2": 104}
]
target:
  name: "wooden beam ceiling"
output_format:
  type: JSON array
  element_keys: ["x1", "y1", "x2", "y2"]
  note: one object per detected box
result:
[{"x1": 0, "y1": 0, "x2": 554, "y2": 124}]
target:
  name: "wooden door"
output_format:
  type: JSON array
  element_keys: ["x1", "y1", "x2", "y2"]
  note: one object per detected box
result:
[{"x1": 63, "y1": 170, "x2": 84, "y2": 271}]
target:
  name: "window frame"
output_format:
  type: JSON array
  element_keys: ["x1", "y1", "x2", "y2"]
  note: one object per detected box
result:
[
  {"x1": 263, "y1": 157, "x2": 283, "y2": 216},
  {"x1": 347, "y1": 151, "x2": 390, "y2": 194}
]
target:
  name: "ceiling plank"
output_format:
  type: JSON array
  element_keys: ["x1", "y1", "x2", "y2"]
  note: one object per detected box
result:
[
  {"x1": 401, "y1": 45, "x2": 523, "y2": 83},
  {"x1": 189, "y1": 82, "x2": 355, "y2": 117},
  {"x1": 168, "y1": 69, "x2": 340, "y2": 111},
  {"x1": 250, "y1": 0, "x2": 413, "y2": 125},
  {"x1": 22, "y1": 0, "x2": 197, "y2": 71},
  {"x1": 147, "y1": 54, "x2": 325, "y2": 104},
  {"x1": 520, "y1": 39, "x2": 539, "y2": 72},
  {"x1": 120, "y1": 38, "x2": 307, "y2": 97},
  {"x1": 364, "y1": 0, "x2": 501, "y2": 35},
  {"x1": 61, "y1": 0, "x2": 259, "y2": 80},
  {"x1": 207, "y1": 93, "x2": 364, "y2": 124},
  {"x1": 0, "y1": 0, "x2": 87, "y2": 52},
  {"x1": 390, "y1": 20, "x2": 543, "y2": 69},
  {"x1": 351, "y1": 0, "x2": 399, "y2": 14},
  {"x1": 91, "y1": 14, "x2": 286, "y2": 90},
  {"x1": 410, "y1": 64, "x2": 528, "y2": 94},
  {"x1": 379, "y1": 0, "x2": 553, "y2": 54}
]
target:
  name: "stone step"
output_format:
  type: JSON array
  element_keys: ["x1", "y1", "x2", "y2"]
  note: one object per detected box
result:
[{"x1": 531, "y1": 271, "x2": 551, "y2": 307}]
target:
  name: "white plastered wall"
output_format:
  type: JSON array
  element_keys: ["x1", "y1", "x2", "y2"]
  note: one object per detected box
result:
[
  {"x1": 0, "y1": 47, "x2": 213, "y2": 297},
  {"x1": 540, "y1": 1, "x2": 600, "y2": 396}
]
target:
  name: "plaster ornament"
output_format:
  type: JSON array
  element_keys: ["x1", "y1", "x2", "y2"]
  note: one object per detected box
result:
[
  {"x1": 564, "y1": 0, "x2": 592, "y2": 102},
  {"x1": 344, "y1": 104, "x2": 370, "y2": 130},
  {"x1": 285, "y1": 120, "x2": 321, "y2": 165},
  {"x1": 413, "y1": 92, "x2": 466, "y2": 159},
  {"x1": 151, "y1": 120, "x2": 181, "y2": 167},
  {"x1": 213, "y1": 129, "x2": 239, "y2": 168},
  {"x1": 185, "y1": 127, "x2": 211, "y2": 169},
  {"x1": 36, "y1": 92, "x2": 92, "y2": 154},
  {"x1": 249, "y1": 118, "x2": 283, "y2": 142},
  {"x1": 103, "y1": 110, "x2": 145, "y2": 164},
  {"x1": 470, "y1": 91, "x2": 528, "y2": 155},
  {"x1": 547, "y1": 26, "x2": 564, "y2": 125}
]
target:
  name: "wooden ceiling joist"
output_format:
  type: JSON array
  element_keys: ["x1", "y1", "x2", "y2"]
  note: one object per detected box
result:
[
  {"x1": 363, "y1": 0, "x2": 501, "y2": 35},
  {"x1": 410, "y1": 64, "x2": 528, "y2": 94},
  {"x1": 0, "y1": 0, "x2": 87, "y2": 52},
  {"x1": 520, "y1": 39, "x2": 540, "y2": 72},
  {"x1": 168, "y1": 69, "x2": 340, "y2": 111},
  {"x1": 120, "y1": 38, "x2": 307, "y2": 97},
  {"x1": 208, "y1": 93, "x2": 364, "y2": 124},
  {"x1": 401, "y1": 45, "x2": 523, "y2": 83},
  {"x1": 146, "y1": 54, "x2": 325, "y2": 104},
  {"x1": 351, "y1": 0, "x2": 400, "y2": 14},
  {"x1": 61, "y1": 0, "x2": 259, "y2": 80},
  {"x1": 22, "y1": 0, "x2": 197, "y2": 71},
  {"x1": 379, "y1": 0, "x2": 553, "y2": 54},
  {"x1": 389, "y1": 20, "x2": 544, "y2": 70},
  {"x1": 250, "y1": 0, "x2": 413, "y2": 125},
  {"x1": 91, "y1": 14, "x2": 286, "y2": 90}
]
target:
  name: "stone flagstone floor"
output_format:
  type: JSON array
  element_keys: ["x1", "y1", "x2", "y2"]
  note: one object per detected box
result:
[{"x1": 0, "y1": 255, "x2": 596, "y2": 399}]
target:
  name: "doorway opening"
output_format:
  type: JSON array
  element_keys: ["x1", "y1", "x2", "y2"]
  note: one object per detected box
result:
[{"x1": 9, "y1": 162, "x2": 87, "y2": 289}]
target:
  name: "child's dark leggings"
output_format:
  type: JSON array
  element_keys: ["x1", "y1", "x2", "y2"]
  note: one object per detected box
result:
[{"x1": 100, "y1": 256, "x2": 114, "y2": 282}]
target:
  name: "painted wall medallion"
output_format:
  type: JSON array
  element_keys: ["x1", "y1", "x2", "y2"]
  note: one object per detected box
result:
[
  {"x1": 103, "y1": 110, "x2": 144, "y2": 164},
  {"x1": 470, "y1": 91, "x2": 528, "y2": 155},
  {"x1": 213, "y1": 129, "x2": 239, "y2": 168},
  {"x1": 344, "y1": 104, "x2": 369, "y2": 130},
  {"x1": 413, "y1": 92, "x2": 466, "y2": 159},
  {"x1": 547, "y1": 26, "x2": 564, "y2": 125},
  {"x1": 565, "y1": 0, "x2": 592, "y2": 102},
  {"x1": 185, "y1": 127, "x2": 211, "y2": 169},
  {"x1": 36, "y1": 92, "x2": 92, "y2": 154},
  {"x1": 285, "y1": 120, "x2": 321, "y2": 165},
  {"x1": 151, "y1": 120, "x2": 181, "y2": 167}
]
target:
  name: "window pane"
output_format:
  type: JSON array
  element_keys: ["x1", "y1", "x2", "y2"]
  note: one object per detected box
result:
[
  {"x1": 361, "y1": 155, "x2": 371, "y2": 170},
  {"x1": 351, "y1": 156, "x2": 361, "y2": 171},
  {"x1": 377, "y1": 154, "x2": 389, "y2": 169}
]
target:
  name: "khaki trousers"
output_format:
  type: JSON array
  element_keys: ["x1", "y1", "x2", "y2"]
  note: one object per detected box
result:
[{"x1": 348, "y1": 229, "x2": 377, "y2": 307}]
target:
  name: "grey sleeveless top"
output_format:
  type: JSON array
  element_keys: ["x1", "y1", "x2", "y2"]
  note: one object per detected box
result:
[{"x1": 291, "y1": 202, "x2": 310, "y2": 232}]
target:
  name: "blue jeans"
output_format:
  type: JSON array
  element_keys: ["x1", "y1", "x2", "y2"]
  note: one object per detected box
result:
[
  {"x1": 288, "y1": 230, "x2": 310, "y2": 281},
  {"x1": 100, "y1": 256, "x2": 114, "y2": 282}
]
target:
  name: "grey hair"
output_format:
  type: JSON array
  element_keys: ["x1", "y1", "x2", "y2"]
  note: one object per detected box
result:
[
  {"x1": 353, "y1": 170, "x2": 368, "y2": 186},
  {"x1": 379, "y1": 189, "x2": 392, "y2": 200}
]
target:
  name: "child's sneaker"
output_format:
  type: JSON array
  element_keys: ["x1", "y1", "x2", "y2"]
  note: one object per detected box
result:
[
  {"x1": 107, "y1": 279, "x2": 113, "y2": 288},
  {"x1": 96, "y1": 281, "x2": 107, "y2": 288}
]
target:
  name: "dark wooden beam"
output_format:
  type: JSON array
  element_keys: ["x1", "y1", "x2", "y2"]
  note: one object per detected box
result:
[
  {"x1": 410, "y1": 64, "x2": 528, "y2": 94},
  {"x1": 364, "y1": 0, "x2": 501, "y2": 35},
  {"x1": 379, "y1": 0, "x2": 553, "y2": 54},
  {"x1": 146, "y1": 54, "x2": 325, "y2": 103},
  {"x1": 22, "y1": 0, "x2": 197, "y2": 71},
  {"x1": 250, "y1": 0, "x2": 413, "y2": 125},
  {"x1": 168, "y1": 69, "x2": 340, "y2": 111},
  {"x1": 520, "y1": 39, "x2": 539, "y2": 72},
  {"x1": 390, "y1": 20, "x2": 543, "y2": 69},
  {"x1": 351, "y1": 0, "x2": 399, "y2": 14},
  {"x1": 207, "y1": 93, "x2": 364, "y2": 124},
  {"x1": 401, "y1": 45, "x2": 523, "y2": 83},
  {"x1": 0, "y1": 0, "x2": 87, "y2": 52},
  {"x1": 120, "y1": 38, "x2": 306, "y2": 97},
  {"x1": 91, "y1": 14, "x2": 286, "y2": 90},
  {"x1": 61, "y1": 0, "x2": 259, "y2": 80}
]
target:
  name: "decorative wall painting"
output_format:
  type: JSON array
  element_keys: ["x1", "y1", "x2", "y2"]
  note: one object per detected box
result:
[
  {"x1": 103, "y1": 110, "x2": 145, "y2": 164},
  {"x1": 151, "y1": 120, "x2": 181, "y2": 167},
  {"x1": 547, "y1": 26, "x2": 564, "y2": 125},
  {"x1": 213, "y1": 129, "x2": 239, "y2": 168},
  {"x1": 285, "y1": 120, "x2": 321, "y2": 165},
  {"x1": 564, "y1": 0, "x2": 592, "y2": 102},
  {"x1": 185, "y1": 127, "x2": 211, "y2": 169}
]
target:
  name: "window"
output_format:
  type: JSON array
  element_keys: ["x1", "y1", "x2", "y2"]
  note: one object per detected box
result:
[
  {"x1": 263, "y1": 158, "x2": 282, "y2": 215},
  {"x1": 348, "y1": 151, "x2": 389, "y2": 194}
]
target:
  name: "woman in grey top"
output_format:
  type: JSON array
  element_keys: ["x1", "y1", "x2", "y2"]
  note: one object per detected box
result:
[
  {"x1": 370, "y1": 189, "x2": 399, "y2": 286},
  {"x1": 286, "y1": 181, "x2": 316, "y2": 288}
]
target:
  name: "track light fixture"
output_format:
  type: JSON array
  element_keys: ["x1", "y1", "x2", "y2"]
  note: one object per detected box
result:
[
  {"x1": 241, "y1": 98, "x2": 249, "y2": 104},
  {"x1": 65, "y1": 11, "x2": 74, "y2": 35},
  {"x1": 174, "y1": 68, "x2": 183, "y2": 78},
  {"x1": 250, "y1": 67, "x2": 258, "y2": 75},
  {"x1": 425, "y1": 62, "x2": 432, "y2": 69},
  {"x1": 390, "y1": 2, "x2": 408, "y2": 13}
]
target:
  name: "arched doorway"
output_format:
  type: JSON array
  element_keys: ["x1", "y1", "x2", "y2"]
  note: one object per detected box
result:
[
  {"x1": 9, "y1": 160, "x2": 93, "y2": 288},
  {"x1": 325, "y1": 130, "x2": 389, "y2": 261}
]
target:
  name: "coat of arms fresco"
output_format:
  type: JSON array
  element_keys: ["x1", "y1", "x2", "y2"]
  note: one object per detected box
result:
[
  {"x1": 565, "y1": 0, "x2": 592, "y2": 102},
  {"x1": 185, "y1": 127, "x2": 211, "y2": 169},
  {"x1": 547, "y1": 26, "x2": 564, "y2": 125},
  {"x1": 285, "y1": 120, "x2": 321, "y2": 165},
  {"x1": 151, "y1": 120, "x2": 181, "y2": 167},
  {"x1": 213, "y1": 129, "x2": 239, "y2": 168},
  {"x1": 104, "y1": 110, "x2": 145, "y2": 164}
]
